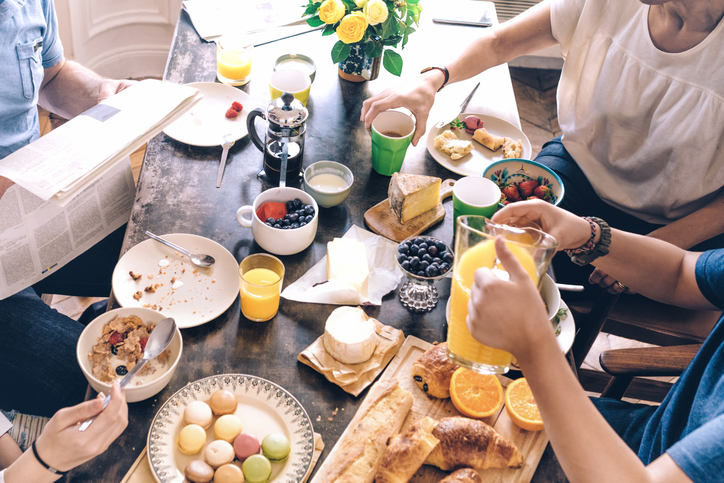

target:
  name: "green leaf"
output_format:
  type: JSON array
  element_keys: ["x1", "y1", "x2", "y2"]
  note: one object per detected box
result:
[
  {"x1": 306, "y1": 15, "x2": 324, "y2": 27},
  {"x1": 382, "y1": 49, "x2": 403, "y2": 76},
  {"x1": 341, "y1": 0, "x2": 356, "y2": 10},
  {"x1": 322, "y1": 23, "x2": 336, "y2": 36},
  {"x1": 382, "y1": 34, "x2": 402, "y2": 46},
  {"x1": 365, "y1": 41, "x2": 383, "y2": 58},
  {"x1": 406, "y1": 0, "x2": 419, "y2": 4},
  {"x1": 303, "y1": 2, "x2": 320, "y2": 15},
  {"x1": 405, "y1": 13, "x2": 414, "y2": 26},
  {"x1": 331, "y1": 41, "x2": 351, "y2": 63},
  {"x1": 402, "y1": 26, "x2": 415, "y2": 47}
]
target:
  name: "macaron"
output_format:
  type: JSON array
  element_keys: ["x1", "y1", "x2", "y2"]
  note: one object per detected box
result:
[
  {"x1": 209, "y1": 390, "x2": 238, "y2": 415},
  {"x1": 176, "y1": 424, "x2": 206, "y2": 455},
  {"x1": 261, "y1": 433, "x2": 290, "y2": 462},
  {"x1": 183, "y1": 400, "x2": 213, "y2": 429},
  {"x1": 242, "y1": 454, "x2": 272, "y2": 483},
  {"x1": 204, "y1": 439, "x2": 235, "y2": 468},
  {"x1": 184, "y1": 460, "x2": 214, "y2": 483},
  {"x1": 214, "y1": 414, "x2": 243, "y2": 443},
  {"x1": 214, "y1": 463, "x2": 245, "y2": 483},
  {"x1": 234, "y1": 432, "x2": 261, "y2": 461}
]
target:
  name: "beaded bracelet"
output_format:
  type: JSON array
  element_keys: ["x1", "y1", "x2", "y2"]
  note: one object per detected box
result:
[
  {"x1": 566, "y1": 217, "x2": 612, "y2": 266},
  {"x1": 564, "y1": 217, "x2": 597, "y2": 256},
  {"x1": 31, "y1": 441, "x2": 67, "y2": 476}
]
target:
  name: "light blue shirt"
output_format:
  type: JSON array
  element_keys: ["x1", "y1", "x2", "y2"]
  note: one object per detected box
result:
[{"x1": 0, "y1": 0, "x2": 63, "y2": 159}]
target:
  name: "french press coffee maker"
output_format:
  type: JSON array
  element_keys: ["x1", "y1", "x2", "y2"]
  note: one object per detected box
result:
[{"x1": 246, "y1": 92, "x2": 308, "y2": 187}]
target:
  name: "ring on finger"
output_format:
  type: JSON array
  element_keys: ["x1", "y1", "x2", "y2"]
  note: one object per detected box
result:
[{"x1": 615, "y1": 281, "x2": 628, "y2": 292}]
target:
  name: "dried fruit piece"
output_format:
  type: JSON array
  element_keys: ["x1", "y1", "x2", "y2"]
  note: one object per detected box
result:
[
  {"x1": 231, "y1": 101, "x2": 243, "y2": 112},
  {"x1": 225, "y1": 108, "x2": 239, "y2": 119}
]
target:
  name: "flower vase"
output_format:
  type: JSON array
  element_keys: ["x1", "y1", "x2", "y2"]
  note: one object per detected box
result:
[{"x1": 338, "y1": 43, "x2": 381, "y2": 82}]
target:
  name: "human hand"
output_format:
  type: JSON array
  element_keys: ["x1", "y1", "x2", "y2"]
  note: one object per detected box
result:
[
  {"x1": 360, "y1": 75, "x2": 439, "y2": 146},
  {"x1": 33, "y1": 381, "x2": 128, "y2": 472},
  {"x1": 0, "y1": 176, "x2": 15, "y2": 200},
  {"x1": 466, "y1": 237, "x2": 552, "y2": 356},
  {"x1": 491, "y1": 200, "x2": 591, "y2": 251},
  {"x1": 589, "y1": 268, "x2": 635, "y2": 294},
  {"x1": 98, "y1": 78, "x2": 137, "y2": 103}
]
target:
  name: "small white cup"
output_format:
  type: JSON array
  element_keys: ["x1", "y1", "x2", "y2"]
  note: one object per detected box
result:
[{"x1": 236, "y1": 187, "x2": 318, "y2": 256}]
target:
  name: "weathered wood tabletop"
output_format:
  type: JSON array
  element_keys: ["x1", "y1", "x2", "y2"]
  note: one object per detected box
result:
[{"x1": 67, "y1": 4, "x2": 566, "y2": 482}]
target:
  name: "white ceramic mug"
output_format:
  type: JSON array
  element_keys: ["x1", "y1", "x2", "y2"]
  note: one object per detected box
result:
[{"x1": 236, "y1": 187, "x2": 318, "y2": 256}]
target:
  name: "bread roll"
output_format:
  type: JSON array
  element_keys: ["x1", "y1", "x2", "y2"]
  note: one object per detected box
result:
[
  {"x1": 438, "y1": 468, "x2": 482, "y2": 483},
  {"x1": 502, "y1": 138, "x2": 523, "y2": 159},
  {"x1": 375, "y1": 416, "x2": 439, "y2": 483},
  {"x1": 311, "y1": 378, "x2": 413, "y2": 483},
  {"x1": 472, "y1": 128, "x2": 504, "y2": 151},
  {"x1": 425, "y1": 417, "x2": 523, "y2": 471},
  {"x1": 410, "y1": 342, "x2": 458, "y2": 398}
]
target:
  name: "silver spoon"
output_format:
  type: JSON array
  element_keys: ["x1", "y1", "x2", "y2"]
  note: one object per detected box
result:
[
  {"x1": 79, "y1": 317, "x2": 177, "y2": 431},
  {"x1": 145, "y1": 231, "x2": 215, "y2": 267},
  {"x1": 216, "y1": 134, "x2": 234, "y2": 188}
]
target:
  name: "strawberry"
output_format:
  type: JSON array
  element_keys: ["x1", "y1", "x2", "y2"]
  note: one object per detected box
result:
[
  {"x1": 502, "y1": 186, "x2": 520, "y2": 201},
  {"x1": 526, "y1": 196, "x2": 541, "y2": 200},
  {"x1": 517, "y1": 180, "x2": 539, "y2": 198},
  {"x1": 533, "y1": 185, "x2": 552, "y2": 201},
  {"x1": 109, "y1": 332, "x2": 124, "y2": 346},
  {"x1": 231, "y1": 101, "x2": 243, "y2": 112},
  {"x1": 225, "y1": 108, "x2": 239, "y2": 119}
]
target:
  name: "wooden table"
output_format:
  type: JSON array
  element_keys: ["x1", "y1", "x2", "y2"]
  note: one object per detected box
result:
[{"x1": 68, "y1": 3, "x2": 566, "y2": 482}]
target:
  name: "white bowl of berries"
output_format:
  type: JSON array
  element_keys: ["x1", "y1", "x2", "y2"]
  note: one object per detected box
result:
[
  {"x1": 483, "y1": 159, "x2": 564, "y2": 206},
  {"x1": 76, "y1": 307, "x2": 183, "y2": 403}
]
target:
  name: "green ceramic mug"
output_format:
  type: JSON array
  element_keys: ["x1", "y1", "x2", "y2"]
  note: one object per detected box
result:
[
  {"x1": 452, "y1": 176, "x2": 501, "y2": 234},
  {"x1": 370, "y1": 111, "x2": 414, "y2": 176}
]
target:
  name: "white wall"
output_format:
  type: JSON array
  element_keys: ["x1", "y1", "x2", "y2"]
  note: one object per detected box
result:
[{"x1": 55, "y1": 0, "x2": 184, "y2": 79}]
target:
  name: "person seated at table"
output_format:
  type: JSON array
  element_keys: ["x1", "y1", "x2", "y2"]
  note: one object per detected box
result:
[
  {"x1": 466, "y1": 199, "x2": 724, "y2": 482},
  {"x1": 0, "y1": 381, "x2": 128, "y2": 483},
  {"x1": 361, "y1": 0, "x2": 724, "y2": 293},
  {"x1": 1, "y1": 0, "x2": 136, "y2": 414}
]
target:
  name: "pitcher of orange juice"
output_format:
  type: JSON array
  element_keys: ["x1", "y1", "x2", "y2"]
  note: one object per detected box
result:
[{"x1": 447, "y1": 216, "x2": 557, "y2": 374}]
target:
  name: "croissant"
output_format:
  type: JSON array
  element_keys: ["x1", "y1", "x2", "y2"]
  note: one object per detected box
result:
[
  {"x1": 438, "y1": 468, "x2": 482, "y2": 483},
  {"x1": 410, "y1": 342, "x2": 458, "y2": 398},
  {"x1": 375, "y1": 416, "x2": 439, "y2": 483},
  {"x1": 425, "y1": 417, "x2": 523, "y2": 472}
]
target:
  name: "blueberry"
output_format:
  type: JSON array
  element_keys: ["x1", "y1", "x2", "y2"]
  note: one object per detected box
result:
[
  {"x1": 291, "y1": 222, "x2": 300, "y2": 229},
  {"x1": 273, "y1": 223, "x2": 281, "y2": 229},
  {"x1": 304, "y1": 205, "x2": 315, "y2": 215},
  {"x1": 283, "y1": 225, "x2": 291, "y2": 229},
  {"x1": 425, "y1": 265, "x2": 439, "y2": 277},
  {"x1": 414, "y1": 238, "x2": 425, "y2": 246},
  {"x1": 398, "y1": 243, "x2": 409, "y2": 254},
  {"x1": 401, "y1": 260, "x2": 410, "y2": 271},
  {"x1": 110, "y1": 345, "x2": 118, "y2": 356},
  {"x1": 433, "y1": 257, "x2": 442, "y2": 264},
  {"x1": 419, "y1": 242, "x2": 428, "y2": 250},
  {"x1": 417, "y1": 248, "x2": 427, "y2": 258},
  {"x1": 305, "y1": 215, "x2": 314, "y2": 223},
  {"x1": 422, "y1": 254, "x2": 433, "y2": 263},
  {"x1": 420, "y1": 260, "x2": 430, "y2": 270},
  {"x1": 417, "y1": 271, "x2": 426, "y2": 277},
  {"x1": 443, "y1": 252, "x2": 454, "y2": 264},
  {"x1": 285, "y1": 201, "x2": 295, "y2": 212},
  {"x1": 266, "y1": 217, "x2": 275, "y2": 224},
  {"x1": 289, "y1": 213, "x2": 299, "y2": 223},
  {"x1": 398, "y1": 254, "x2": 407, "y2": 264},
  {"x1": 282, "y1": 218, "x2": 291, "y2": 226},
  {"x1": 409, "y1": 256, "x2": 420, "y2": 268},
  {"x1": 428, "y1": 245, "x2": 438, "y2": 256},
  {"x1": 409, "y1": 244, "x2": 419, "y2": 255},
  {"x1": 440, "y1": 262, "x2": 451, "y2": 273},
  {"x1": 435, "y1": 242, "x2": 447, "y2": 252},
  {"x1": 299, "y1": 221, "x2": 307, "y2": 227},
  {"x1": 293, "y1": 198, "x2": 302, "y2": 209},
  {"x1": 265, "y1": 222, "x2": 273, "y2": 227},
  {"x1": 115, "y1": 365, "x2": 128, "y2": 376},
  {"x1": 276, "y1": 218, "x2": 284, "y2": 224}
]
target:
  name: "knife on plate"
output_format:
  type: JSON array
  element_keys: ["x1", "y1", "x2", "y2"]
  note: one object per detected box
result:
[{"x1": 435, "y1": 81, "x2": 480, "y2": 129}]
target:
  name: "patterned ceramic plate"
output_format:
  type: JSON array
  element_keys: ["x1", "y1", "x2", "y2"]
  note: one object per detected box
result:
[
  {"x1": 426, "y1": 113, "x2": 532, "y2": 176},
  {"x1": 147, "y1": 374, "x2": 315, "y2": 483}
]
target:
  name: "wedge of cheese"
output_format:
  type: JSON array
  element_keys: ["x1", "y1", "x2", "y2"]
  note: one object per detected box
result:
[
  {"x1": 327, "y1": 238, "x2": 369, "y2": 296},
  {"x1": 323, "y1": 306, "x2": 378, "y2": 364},
  {"x1": 388, "y1": 173, "x2": 441, "y2": 224}
]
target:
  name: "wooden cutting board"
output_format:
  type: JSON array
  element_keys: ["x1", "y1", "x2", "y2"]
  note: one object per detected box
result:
[
  {"x1": 364, "y1": 179, "x2": 455, "y2": 243},
  {"x1": 313, "y1": 335, "x2": 549, "y2": 483}
]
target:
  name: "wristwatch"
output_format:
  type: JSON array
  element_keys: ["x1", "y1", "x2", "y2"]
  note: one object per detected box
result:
[
  {"x1": 570, "y1": 217, "x2": 612, "y2": 266},
  {"x1": 420, "y1": 66, "x2": 449, "y2": 91}
]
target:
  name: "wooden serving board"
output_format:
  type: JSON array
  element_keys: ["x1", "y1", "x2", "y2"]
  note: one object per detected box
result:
[
  {"x1": 317, "y1": 335, "x2": 549, "y2": 483},
  {"x1": 364, "y1": 179, "x2": 455, "y2": 243}
]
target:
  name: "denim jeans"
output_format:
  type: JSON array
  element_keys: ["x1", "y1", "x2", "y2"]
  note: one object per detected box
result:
[{"x1": 0, "y1": 288, "x2": 88, "y2": 417}]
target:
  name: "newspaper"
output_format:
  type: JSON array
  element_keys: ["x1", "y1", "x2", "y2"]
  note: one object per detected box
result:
[
  {"x1": 0, "y1": 79, "x2": 201, "y2": 206},
  {"x1": 0, "y1": 159, "x2": 134, "y2": 300}
]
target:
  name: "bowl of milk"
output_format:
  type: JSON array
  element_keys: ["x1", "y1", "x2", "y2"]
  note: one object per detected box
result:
[{"x1": 303, "y1": 161, "x2": 354, "y2": 208}]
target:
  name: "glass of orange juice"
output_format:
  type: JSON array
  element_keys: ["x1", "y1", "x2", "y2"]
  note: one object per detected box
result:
[
  {"x1": 239, "y1": 254, "x2": 284, "y2": 322},
  {"x1": 447, "y1": 215, "x2": 557, "y2": 374},
  {"x1": 217, "y1": 36, "x2": 253, "y2": 86}
]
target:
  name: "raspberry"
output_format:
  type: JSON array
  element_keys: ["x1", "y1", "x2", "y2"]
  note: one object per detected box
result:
[
  {"x1": 109, "y1": 332, "x2": 124, "y2": 346},
  {"x1": 231, "y1": 101, "x2": 243, "y2": 112},
  {"x1": 225, "y1": 108, "x2": 238, "y2": 119}
]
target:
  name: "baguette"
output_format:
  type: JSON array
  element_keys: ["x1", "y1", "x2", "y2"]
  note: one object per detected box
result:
[
  {"x1": 425, "y1": 417, "x2": 523, "y2": 472},
  {"x1": 375, "y1": 416, "x2": 439, "y2": 483},
  {"x1": 312, "y1": 378, "x2": 413, "y2": 483}
]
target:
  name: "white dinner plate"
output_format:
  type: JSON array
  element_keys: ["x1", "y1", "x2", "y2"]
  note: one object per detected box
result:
[
  {"x1": 426, "y1": 113, "x2": 532, "y2": 176},
  {"x1": 445, "y1": 299, "x2": 575, "y2": 355},
  {"x1": 147, "y1": 374, "x2": 315, "y2": 483},
  {"x1": 163, "y1": 82, "x2": 253, "y2": 147},
  {"x1": 112, "y1": 234, "x2": 239, "y2": 329}
]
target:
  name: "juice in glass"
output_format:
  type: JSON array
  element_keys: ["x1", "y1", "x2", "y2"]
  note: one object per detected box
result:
[
  {"x1": 447, "y1": 216, "x2": 557, "y2": 374},
  {"x1": 239, "y1": 254, "x2": 284, "y2": 322},
  {"x1": 217, "y1": 37, "x2": 253, "y2": 86}
]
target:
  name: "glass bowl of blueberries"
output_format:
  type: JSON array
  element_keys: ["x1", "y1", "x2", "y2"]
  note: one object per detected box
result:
[{"x1": 396, "y1": 236, "x2": 454, "y2": 312}]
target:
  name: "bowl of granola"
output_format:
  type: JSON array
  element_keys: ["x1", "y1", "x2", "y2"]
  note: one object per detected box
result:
[{"x1": 76, "y1": 307, "x2": 183, "y2": 402}]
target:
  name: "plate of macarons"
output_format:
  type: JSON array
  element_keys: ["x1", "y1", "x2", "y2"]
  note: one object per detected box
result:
[{"x1": 147, "y1": 374, "x2": 315, "y2": 483}]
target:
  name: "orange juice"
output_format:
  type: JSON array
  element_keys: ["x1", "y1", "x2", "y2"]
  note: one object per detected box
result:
[
  {"x1": 240, "y1": 267, "x2": 281, "y2": 322},
  {"x1": 218, "y1": 51, "x2": 252, "y2": 81},
  {"x1": 448, "y1": 239, "x2": 539, "y2": 370}
]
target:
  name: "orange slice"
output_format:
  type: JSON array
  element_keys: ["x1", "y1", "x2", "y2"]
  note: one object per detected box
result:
[
  {"x1": 449, "y1": 367, "x2": 504, "y2": 419},
  {"x1": 505, "y1": 378, "x2": 544, "y2": 431}
]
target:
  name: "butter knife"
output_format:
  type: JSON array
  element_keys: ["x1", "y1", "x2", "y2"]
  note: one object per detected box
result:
[{"x1": 435, "y1": 81, "x2": 480, "y2": 129}]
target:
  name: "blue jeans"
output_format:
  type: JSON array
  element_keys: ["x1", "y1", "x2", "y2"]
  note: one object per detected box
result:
[{"x1": 0, "y1": 288, "x2": 88, "y2": 417}]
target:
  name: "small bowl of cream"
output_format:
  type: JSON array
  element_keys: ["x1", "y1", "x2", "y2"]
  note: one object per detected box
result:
[
  {"x1": 274, "y1": 54, "x2": 317, "y2": 84},
  {"x1": 303, "y1": 160, "x2": 353, "y2": 208}
]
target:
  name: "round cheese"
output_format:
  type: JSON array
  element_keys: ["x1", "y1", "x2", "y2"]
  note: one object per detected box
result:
[{"x1": 323, "y1": 306, "x2": 378, "y2": 364}]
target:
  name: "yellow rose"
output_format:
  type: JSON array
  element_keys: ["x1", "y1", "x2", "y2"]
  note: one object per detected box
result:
[
  {"x1": 354, "y1": 0, "x2": 368, "y2": 7},
  {"x1": 319, "y1": 0, "x2": 345, "y2": 24},
  {"x1": 364, "y1": 0, "x2": 388, "y2": 25},
  {"x1": 336, "y1": 11, "x2": 368, "y2": 44}
]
